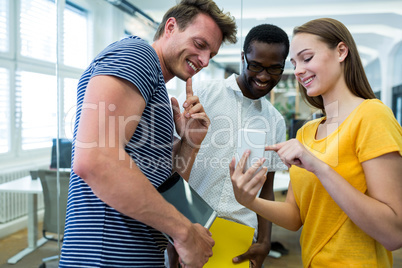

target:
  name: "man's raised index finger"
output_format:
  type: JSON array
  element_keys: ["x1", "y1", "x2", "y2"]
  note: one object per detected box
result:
[{"x1": 186, "y1": 77, "x2": 193, "y2": 98}]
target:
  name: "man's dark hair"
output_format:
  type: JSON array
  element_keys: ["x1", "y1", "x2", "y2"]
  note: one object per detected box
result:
[
  {"x1": 243, "y1": 24, "x2": 289, "y2": 59},
  {"x1": 154, "y1": 0, "x2": 237, "y2": 45}
]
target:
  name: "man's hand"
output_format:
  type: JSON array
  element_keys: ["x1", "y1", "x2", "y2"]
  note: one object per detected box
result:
[
  {"x1": 173, "y1": 223, "x2": 215, "y2": 268},
  {"x1": 171, "y1": 78, "x2": 210, "y2": 149},
  {"x1": 233, "y1": 242, "x2": 270, "y2": 267}
]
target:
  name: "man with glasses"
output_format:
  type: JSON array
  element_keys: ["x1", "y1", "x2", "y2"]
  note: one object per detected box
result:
[{"x1": 181, "y1": 24, "x2": 289, "y2": 267}]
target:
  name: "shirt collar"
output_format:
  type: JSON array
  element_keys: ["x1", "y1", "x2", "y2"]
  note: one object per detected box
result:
[
  {"x1": 225, "y1": 74, "x2": 242, "y2": 92},
  {"x1": 225, "y1": 73, "x2": 266, "y2": 103}
]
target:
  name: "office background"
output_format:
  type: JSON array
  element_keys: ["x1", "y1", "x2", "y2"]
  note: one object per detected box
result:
[{"x1": 0, "y1": 0, "x2": 401, "y2": 266}]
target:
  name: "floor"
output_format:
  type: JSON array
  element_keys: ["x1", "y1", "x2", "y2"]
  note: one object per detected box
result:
[
  {"x1": 0, "y1": 226, "x2": 60, "y2": 268},
  {"x1": 0, "y1": 192, "x2": 401, "y2": 267},
  {"x1": 0, "y1": 223, "x2": 302, "y2": 268}
]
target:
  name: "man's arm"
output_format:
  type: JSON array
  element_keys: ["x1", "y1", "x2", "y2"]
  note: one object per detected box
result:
[{"x1": 73, "y1": 75, "x2": 213, "y2": 267}]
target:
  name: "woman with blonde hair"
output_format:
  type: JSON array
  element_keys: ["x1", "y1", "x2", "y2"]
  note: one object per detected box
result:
[{"x1": 231, "y1": 18, "x2": 402, "y2": 267}]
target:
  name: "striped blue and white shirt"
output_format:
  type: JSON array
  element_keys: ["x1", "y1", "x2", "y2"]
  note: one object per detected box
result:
[{"x1": 59, "y1": 36, "x2": 174, "y2": 267}]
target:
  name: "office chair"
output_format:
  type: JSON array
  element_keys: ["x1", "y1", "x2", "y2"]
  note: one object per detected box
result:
[{"x1": 37, "y1": 169, "x2": 70, "y2": 265}]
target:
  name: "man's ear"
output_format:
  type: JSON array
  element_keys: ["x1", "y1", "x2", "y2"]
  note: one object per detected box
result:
[{"x1": 164, "y1": 17, "x2": 177, "y2": 38}]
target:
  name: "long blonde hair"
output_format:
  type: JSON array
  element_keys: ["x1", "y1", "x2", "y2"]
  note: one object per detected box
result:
[{"x1": 293, "y1": 18, "x2": 376, "y2": 114}]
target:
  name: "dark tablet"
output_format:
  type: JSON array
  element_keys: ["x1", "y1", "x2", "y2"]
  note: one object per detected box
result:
[{"x1": 157, "y1": 172, "x2": 217, "y2": 243}]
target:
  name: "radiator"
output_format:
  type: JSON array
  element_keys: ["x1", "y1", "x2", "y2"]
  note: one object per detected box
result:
[{"x1": 0, "y1": 167, "x2": 45, "y2": 223}]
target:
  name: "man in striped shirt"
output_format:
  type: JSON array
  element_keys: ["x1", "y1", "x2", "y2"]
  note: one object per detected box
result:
[{"x1": 59, "y1": 1, "x2": 237, "y2": 267}]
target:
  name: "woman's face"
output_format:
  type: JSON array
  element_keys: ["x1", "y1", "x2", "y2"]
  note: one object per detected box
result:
[{"x1": 290, "y1": 33, "x2": 343, "y2": 98}]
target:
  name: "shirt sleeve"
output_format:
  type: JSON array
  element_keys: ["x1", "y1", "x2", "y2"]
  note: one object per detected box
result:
[
  {"x1": 354, "y1": 101, "x2": 402, "y2": 162},
  {"x1": 91, "y1": 38, "x2": 160, "y2": 105}
]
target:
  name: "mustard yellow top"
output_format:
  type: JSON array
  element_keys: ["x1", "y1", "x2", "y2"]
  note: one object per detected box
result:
[{"x1": 290, "y1": 99, "x2": 402, "y2": 267}]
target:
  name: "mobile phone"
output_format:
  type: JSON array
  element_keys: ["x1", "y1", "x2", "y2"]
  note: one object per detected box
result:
[{"x1": 235, "y1": 129, "x2": 267, "y2": 173}]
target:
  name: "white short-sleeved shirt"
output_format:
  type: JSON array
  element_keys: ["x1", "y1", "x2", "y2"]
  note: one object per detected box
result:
[{"x1": 183, "y1": 74, "x2": 287, "y2": 238}]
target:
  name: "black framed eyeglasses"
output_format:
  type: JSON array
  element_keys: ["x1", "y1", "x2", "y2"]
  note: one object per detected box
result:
[{"x1": 243, "y1": 54, "x2": 284, "y2": 75}]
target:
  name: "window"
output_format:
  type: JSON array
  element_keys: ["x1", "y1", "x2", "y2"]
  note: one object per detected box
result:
[
  {"x1": 0, "y1": 0, "x2": 89, "y2": 161},
  {"x1": 0, "y1": 0, "x2": 8, "y2": 53},
  {"x1": 0, "y1": 67, "x2": 9, "y2": 153},
  {"x1": 20, "y1": 0, "x2": 89, "y2": 67},
  {"x1": 20, "y1": 0, "x2": 57, "y2": 62},
  {"x1": 63, "y1": 77, "x2": 78, "y2": 140},
  {"x1": 63, "y1": 3, "x2": 88, "y2": 68},
  {"x1": 16, "y1": 70, "x2": 57, "y2": 150},
  {"x1": 15, "y1": 0, "x2": 88, "y2": 152}
]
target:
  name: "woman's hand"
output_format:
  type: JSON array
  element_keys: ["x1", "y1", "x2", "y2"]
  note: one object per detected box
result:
[
  {"x1": 229, "y1": 150, "x2": 267, "y2": 208},
  {"x1": 265, "y1": 139, "x2": 324, "y2": 174}
]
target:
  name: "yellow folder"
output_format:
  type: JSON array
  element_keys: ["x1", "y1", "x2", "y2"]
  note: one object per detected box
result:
[{"x1": 204, "y1": 217, "x2": 255, "y2": 267}]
